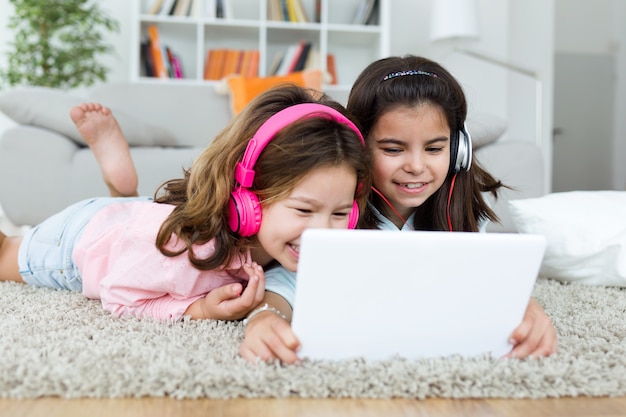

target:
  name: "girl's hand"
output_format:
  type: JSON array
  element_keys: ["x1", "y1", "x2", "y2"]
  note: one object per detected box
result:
[
  {"x1": 506, "y1": 297, "x2": 558, "y2": 358},
  {"x1": 184, "y1": 262, "x2": 266, "y2": 320},
  {"x1": 240, "y1": 311, "x2": 301, "y2": 364},
  {"x1": 239, "y1": 294, "x2": 301, "y2": 364}
]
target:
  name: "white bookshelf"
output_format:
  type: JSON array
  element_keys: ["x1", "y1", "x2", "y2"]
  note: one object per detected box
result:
[{"x1": 131, "y1": 0, "x2": 390, "y2": 94}]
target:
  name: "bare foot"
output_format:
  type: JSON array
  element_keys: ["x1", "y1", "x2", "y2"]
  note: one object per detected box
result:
[{"x1": 70, "y1": 103, "x2": 139, "y2": 197}]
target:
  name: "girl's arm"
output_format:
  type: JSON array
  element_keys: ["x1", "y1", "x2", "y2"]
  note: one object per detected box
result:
[{"x1": 100, "y1": 260, "x2": 265, "y2": 321}]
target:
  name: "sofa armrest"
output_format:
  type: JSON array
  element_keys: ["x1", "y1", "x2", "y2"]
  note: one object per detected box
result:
[
  {"x1": 474, "y1": 141, "x2": 544, "y2": 233},
  {"x1": 0, "y1": 126, "x2": 78, "y2": 226}
]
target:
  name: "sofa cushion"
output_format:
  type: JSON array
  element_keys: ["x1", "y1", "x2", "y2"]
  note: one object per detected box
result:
[
  {"x1": 222, "y1": 70, "x2": 323, "y2": 115},
  {"x1": 0, "y1": 86, "x2": 177, "y2": 147},
  {"x1": 509, "y1": 191, "x2": 626, "y2": 286},
  {"x1": 466, "y1": 112, "x2": 507, "y2": 149}
]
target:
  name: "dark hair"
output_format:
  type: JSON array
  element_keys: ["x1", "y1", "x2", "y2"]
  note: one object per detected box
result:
[
  {"x1": 154, "y1": 84, "x2": 371, "y2": 270},
  {"x1": 347, "y1": 55, "x2": 504, "y2": 232}
]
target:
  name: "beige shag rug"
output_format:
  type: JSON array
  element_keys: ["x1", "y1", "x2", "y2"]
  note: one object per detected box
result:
[{"x1": 1, "y1": 278, "x2": 625, "y2": 399}]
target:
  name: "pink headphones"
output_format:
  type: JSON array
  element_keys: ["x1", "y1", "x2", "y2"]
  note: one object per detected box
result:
[{"x1": 228, "y1": 103, "x2": 366, "y2": 237}]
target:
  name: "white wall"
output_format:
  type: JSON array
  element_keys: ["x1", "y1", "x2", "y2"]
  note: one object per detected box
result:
[{"x1": 0, "y1": 0, "x2": 554, "y2": 188}]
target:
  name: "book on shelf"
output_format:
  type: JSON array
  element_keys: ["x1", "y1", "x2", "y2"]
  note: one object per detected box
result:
[
  {"x1": 365, "y1": 0, "x2": 380, "y2": 25},
  {"x1": 267, "y1": 0, "x2": 308, "y2": 24},
  {"x1": 269, "y1": 51, "x2": 284, "y2": 75},
  {"x1": 326, "y1": 53, "x2": 337, "y2": 85},
  {"x1": 273, "y1": 41, "x2": 314, "y2": 76},
  {"x1": 142, "y1": 39, "x2": 183, "y2": 79},
  {"x1": 291, "y1": 42, "x2": 312, "y2": 72},
  {"x1": 165, "y1": 47, "x2": 184, "y2": 78},
  {"x1": 173, "y1": 0, "x2": 192, "y2": 16},
  {"x1": 286, "y1": 40, "x2": 307, "y2": 73},
  {"x1": 159, "y1": 0, "x2": 177, "y2": 16},
  {"x1": 204, "y1": 48, "x2": 259, "y2": 80},
  {"x1": 204, "y1": 0, "x2": 216, "y2": 18},
  {"x1": 304, "y1": 47, "x2": 320, "y2": 71},
  {"x1": 268, "y1": 0, "x2": 282, "y2": 21},
  {"x1": 216, "y1": 0, "x2": 234, "y2": 18},
  {"x1": 203, "y1": 49, "x2": 214, "y2": 79},
  {"x1": 148, "y1": 0, "x2": 164, "y2": 14},
  {"x1": 189, "y1": 0, "x2": 202, "y2": 17},
  {"x1": 140, "y1": 41, "x2": 155, "y2": 77},
  {"x1": 314, "y1": 0, "x2": 321, "y2": 23},
  {"x1": 221, "y1": 49, "x2": 242, "y2": 78},
  {"x1": 352, "y1": 0, "x2": 378, "y2": 25},
  {"x1": 246, "y1": 50, "x2": 260, "y2": 77},
  {"x1": 275, "y1": 43, "x2": 299, "y2": 75},
  {"x1": 238, "y1": 50, "x2": 260, "y2": 78},
  {"x1": 290, "y1": 0, "x2": 309, "y2": 22},
  {"x1": 285, "y1": 0, "x2": 298, "y2": 22},
  {"x1": 171, "y1": 55, "x2": 184, "y2": 78},
  {"x1": 280, "y1": 0, "x2": 289, "y2": 22},
  {"x1": 204, "y1": 48, "x2": 225, "y2": 80},
  {"x1": 147, "y1": 25, "x2": 168, "y2": 78}
]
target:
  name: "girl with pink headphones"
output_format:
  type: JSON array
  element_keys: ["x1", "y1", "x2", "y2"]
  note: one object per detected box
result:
[{"x1": 0, "y1": 85, "x2": 370, "y2": 322}]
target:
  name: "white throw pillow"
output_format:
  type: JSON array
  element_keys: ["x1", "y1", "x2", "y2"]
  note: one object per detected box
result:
[{"x1": 509, "y1": 191, "x2": 626, "y2": 286}]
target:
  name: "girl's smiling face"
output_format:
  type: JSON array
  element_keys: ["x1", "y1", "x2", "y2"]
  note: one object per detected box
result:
[
  {"x1": 369, "y1": 103, "x2": 451, "y2": 227},
  {"x1": 254, "y1": 164, "x2": 358, "y2": 272}
]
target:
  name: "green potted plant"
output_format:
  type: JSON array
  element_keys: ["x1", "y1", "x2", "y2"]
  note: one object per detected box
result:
[{"x1": 0, "y1": 0, "x2": 119, "y2": 90}]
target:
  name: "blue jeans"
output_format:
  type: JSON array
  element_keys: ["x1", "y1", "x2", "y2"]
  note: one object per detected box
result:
[{"x1": 18, "y1": 197, "x2": 150, "y2": 291}]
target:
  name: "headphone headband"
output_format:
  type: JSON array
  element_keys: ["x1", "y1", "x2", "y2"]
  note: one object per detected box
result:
[{"x1": 234, "y1": 103, "x2": 365, "y2": 188}]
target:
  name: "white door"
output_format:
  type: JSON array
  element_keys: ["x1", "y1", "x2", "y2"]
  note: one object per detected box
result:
[{"x1": 552, "y1": 52, "x2": 615, "y2": 192}]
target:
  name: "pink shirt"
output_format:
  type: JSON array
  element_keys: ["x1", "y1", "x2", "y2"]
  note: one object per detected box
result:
[{"x1": 72, "y1": 200, "x2": 250, "y2": 320}]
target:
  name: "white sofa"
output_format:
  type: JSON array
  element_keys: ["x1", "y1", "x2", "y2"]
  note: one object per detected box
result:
[{"x1": 0, "y1": 82, "x2": 544, "y2": 231}]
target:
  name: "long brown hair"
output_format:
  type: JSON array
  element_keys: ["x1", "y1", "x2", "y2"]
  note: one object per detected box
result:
[
  {"x1": 153, "y1": 85, "x2": 371, "y2": 270},
  {"x1": 347, "y1": 55, "x2": 504, "y2": 232}
]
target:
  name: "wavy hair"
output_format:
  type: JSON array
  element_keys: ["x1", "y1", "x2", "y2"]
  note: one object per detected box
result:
[
  {"x1": 153, "y1": 85, "x2": 371, "y2": 270},
  {"x1": 347, "y1": 54, "x2": 505, "y2": 232}
]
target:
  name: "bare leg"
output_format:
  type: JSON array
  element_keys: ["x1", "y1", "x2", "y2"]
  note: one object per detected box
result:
[
  {"x1": 69, "y1": 103, "x2": 139, "y2": 197},
  {"x1": 0, "y1": 231, "x2": 24, "y2": 283}
]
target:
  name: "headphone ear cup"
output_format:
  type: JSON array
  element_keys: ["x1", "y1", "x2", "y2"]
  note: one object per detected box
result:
[
  {"x1": 451, "y1": 127, "x2": 473, "y2": 173},
  {"x1": 228, "y1": 187, "x2": 262, "y2": 237},
  {"x1": 457, "y1": 126, "x2": 473, "y2": 172},
  {"x1": 348, "y1": 200, "x2": 359, "y2": 229},
  {"x1": 449, "y1": 129, "x2": 460, "y2": 174}
]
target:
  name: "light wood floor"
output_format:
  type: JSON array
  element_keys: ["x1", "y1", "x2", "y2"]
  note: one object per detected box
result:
[{"x1": 1, "y1": 397, "x2": 625, "y2": 417}]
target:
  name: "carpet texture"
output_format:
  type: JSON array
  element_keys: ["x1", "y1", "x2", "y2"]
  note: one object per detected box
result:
[{"x1": 1, "y1": 278, "x2": 625, "y2": 399}]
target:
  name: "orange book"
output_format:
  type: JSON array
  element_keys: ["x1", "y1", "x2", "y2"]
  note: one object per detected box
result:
[
  {"x1": 205, "y1": 48, "x2": 227, "y2": 80},
  {"x1": 326, "y1": 53, "x2": 337, "y2": 85},
  {"x1": 235, "y1": 49, "x2": 245, "y2": 75},
  {"x1": 239, "y1": 50, "x2": 252, "y2": 77},
  {"x1": 247, "y1": 50, "x2": 260, "y2": 77},
  {"x1": 148, "y1": 25, "x2": 168, "y2": 78},
  {"x1": 221, "y1": 49, "x2": 242, "y2": 78},
  {"x1": 203, "y1": 49, "x2": 215, "y2": 80}
]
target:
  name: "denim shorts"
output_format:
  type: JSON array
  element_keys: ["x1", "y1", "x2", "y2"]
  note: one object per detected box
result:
[{"x1": 18, "y1": 197, "x2": 151, "y2": 292}]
